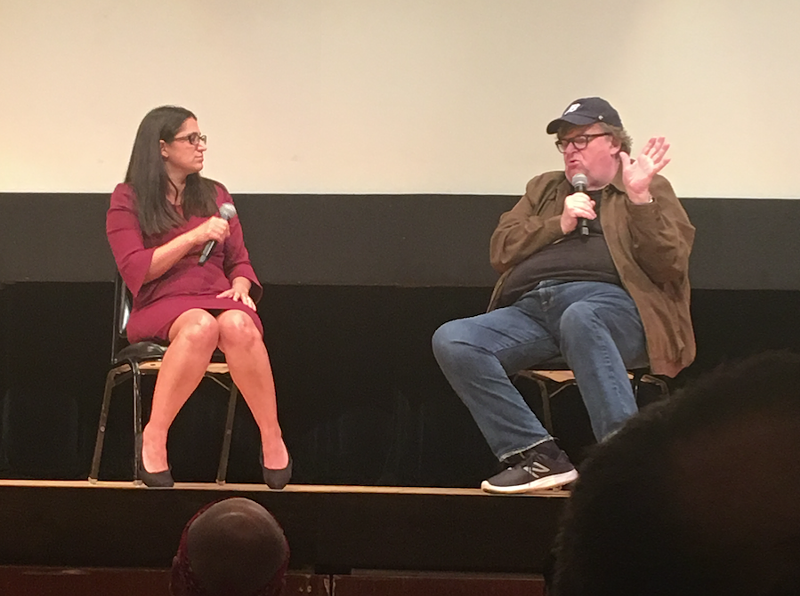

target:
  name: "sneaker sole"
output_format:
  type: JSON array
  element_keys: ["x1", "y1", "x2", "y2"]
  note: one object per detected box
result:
[{"x1": 480, "y1": 469, "x2": 579, "y2": 494}]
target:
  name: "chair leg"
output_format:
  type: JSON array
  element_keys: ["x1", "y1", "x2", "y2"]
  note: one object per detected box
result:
[
  {"x1": 514, "y1": 370, "x2": 557, "y2": 435},
  {"x1": 536, "y1": 380, "x2": 555, "y2": 435},
  {"x1": 89, "y1": 369, "x2": 121, "y2": 483},
  {"x1": 633, "y1": 372, "x2": 670, "y2": 411},
  {"x1": 633, "y1": 370, "x2": 643, "y2": 401},
  {"x1": 642, "y1": 374, "x2": 670, "y2": 399},
  {"x1": 131, "y1": 363, "x2": 144, "y2": 485},
  {"x1": 216, "y1": 382, "x2": 238, "y2": 485}
]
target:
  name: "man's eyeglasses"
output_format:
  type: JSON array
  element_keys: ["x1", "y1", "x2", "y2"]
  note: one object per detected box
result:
[
  {"x1": 173, "y1": 133, "x2": 208, "y2": 146},
  {"x1": 555, "y1": 132, "x2": 611, "y2": 153}
]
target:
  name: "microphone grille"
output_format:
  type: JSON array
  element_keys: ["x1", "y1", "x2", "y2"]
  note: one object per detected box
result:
[
  {"x1": 571, "y1": 173, "x2": 588, "y2": 188},
  {"x1": 218, "y1": 203, "x2": 237, "y2": 220}
]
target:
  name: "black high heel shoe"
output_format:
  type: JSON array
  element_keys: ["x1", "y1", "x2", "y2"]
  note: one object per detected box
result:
[
  {"x1": 136, "y1": 434, "x2": 174, "y2": 488},
  {"x1": 260, "y1": 449, "x2": 292, "y2": 490}
]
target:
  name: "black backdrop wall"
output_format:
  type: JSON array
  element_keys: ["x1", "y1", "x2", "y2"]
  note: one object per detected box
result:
[
  {"x1": 2, "y1": 193, "x2": 799, "y2": 485},
  {"x1": 3, "y1": 283, "x2": 800, "y2": 486}
]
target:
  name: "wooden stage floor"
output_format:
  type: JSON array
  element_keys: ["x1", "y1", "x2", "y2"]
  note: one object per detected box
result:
[{"x1": 0, "y1": 480, "x2": 568, "y2": 575}]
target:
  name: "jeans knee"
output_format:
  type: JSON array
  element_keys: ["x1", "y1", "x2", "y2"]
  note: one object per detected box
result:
[
  {"x1": 432, "y1": 322, "x2": 455, "y2": 360},
  {"x1": 432, "y1": 320, "x2": 472, "y2": 365},
  {"x1": 560, "y1": 302, "x2": 598, "y2": 339}
]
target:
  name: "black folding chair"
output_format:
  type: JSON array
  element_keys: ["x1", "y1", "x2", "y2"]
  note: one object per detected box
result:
[
  {"x1": 88, "y1": 275, "x2": 239, "y2": 485},
  {"x1": 514, "y1": 362, "x2": 668, "y2": 434}
]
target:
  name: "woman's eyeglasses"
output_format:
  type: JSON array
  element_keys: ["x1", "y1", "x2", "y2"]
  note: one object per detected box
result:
[{"x1": 172, "y1": 133, "x2": 208, "y2": 146}]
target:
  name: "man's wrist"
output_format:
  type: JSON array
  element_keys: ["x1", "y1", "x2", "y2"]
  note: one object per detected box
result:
[{"x1": 628, "y1": 192, "x2": 653, "y2": 205}]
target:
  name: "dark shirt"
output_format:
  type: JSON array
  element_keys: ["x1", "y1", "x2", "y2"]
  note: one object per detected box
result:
[{"x1": 497, "y1": 189, "x2": 621, "y2": 307}]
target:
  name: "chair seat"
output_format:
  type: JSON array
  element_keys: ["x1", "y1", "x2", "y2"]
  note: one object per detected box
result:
[
  {"x1": 136, "y1": 361, "x2": 230, "y2": 374},
  {"x1": 517, "y1": 369, "x2": 580, "y2": 384},
  {"x1": 517, "y1": 369, "x2": 636, "y2": 384},
  {"x1": 115, "y1": 342, "x2": 228, "y2": 366},
  {"x1": 115, "y1": 342, "x2": 168, "y2": 363}
]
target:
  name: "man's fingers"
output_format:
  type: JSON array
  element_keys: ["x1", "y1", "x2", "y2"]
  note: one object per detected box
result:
[
  {"x1": 565, "y1": 194, "x2": 596, "y2": 221},
  {"x1": 651, "y1": 157, "x2": 671, "y2": 175},
  {"x1": 567, "y1": 210, "x2": 595, "y2": 220},
  {"x1": 618, "y1": 151, "x2": 632, "y2": 171},
  {"x1": 641, "y1": 137, "x2": 657, "y2": 155},
  {"x1": 653, "y1": 142, "x2": 670, "y2": 163},
  {"x1": 646, "y1": 137, "x2": 670, "y2": 161}
]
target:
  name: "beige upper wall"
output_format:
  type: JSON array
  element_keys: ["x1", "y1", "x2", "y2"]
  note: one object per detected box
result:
[{"x1": 0, "y1": 0, "x2": 797, "y2": 197}]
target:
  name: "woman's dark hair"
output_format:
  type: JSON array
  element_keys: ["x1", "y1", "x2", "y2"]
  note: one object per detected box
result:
[{"x1": 125, "y1": 105, "x2": 217, "y2": 235}]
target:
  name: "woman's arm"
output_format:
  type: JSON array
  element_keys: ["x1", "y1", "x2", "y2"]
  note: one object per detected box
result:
[
  {"x1": 218, "y1": 188, "x2": 264, "y2": 304},
  {"x1": 107, "y1": 184, "x2": 230, "y2": 293},
  {"x1": 144, "y1": 217, "x2": 229, "y2": 283},
  {"x1": 217, "y1": 275, "x2": 257, "y2": 310}
]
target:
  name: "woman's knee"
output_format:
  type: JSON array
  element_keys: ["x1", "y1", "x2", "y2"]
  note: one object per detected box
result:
[
  {"x1": 170, "y1": 310, "x2": 219, "y2": 347},
  {"x1": 217, "y1": 310, "x2": 261, "y2": 348}
]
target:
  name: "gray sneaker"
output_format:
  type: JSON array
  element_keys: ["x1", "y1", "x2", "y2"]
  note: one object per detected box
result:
[{"x1": 481, "y1": 442, "x2": 578, "y2": 494}]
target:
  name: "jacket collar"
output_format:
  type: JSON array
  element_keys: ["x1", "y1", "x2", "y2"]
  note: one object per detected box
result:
[{"x1": 609, "y1": 163, "x2": 626, "y2": 194}]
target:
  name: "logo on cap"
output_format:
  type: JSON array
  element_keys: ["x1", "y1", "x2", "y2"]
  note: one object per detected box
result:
[{"x1": 564, "y1": 103, "x2": 580, "y2": 115}]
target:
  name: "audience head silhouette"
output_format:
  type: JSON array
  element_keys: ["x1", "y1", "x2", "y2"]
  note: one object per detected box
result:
[
  {"x1": 171, "y1": 497, "x2": 289, "y2": 596},
  {"x1": 552, "y1": 350, "x2": 800, "y2": 596}
]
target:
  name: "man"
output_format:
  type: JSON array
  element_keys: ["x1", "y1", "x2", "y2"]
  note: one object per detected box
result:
[
  {"x1": 170, "y1": 497, "x2": 290, "y2": 596},
  {"x1": 551, "y1": 351, "x2": 800, "y2": 596},
  {"x1": 432, "y1": 97, "x2": 695, "y2": 494}
]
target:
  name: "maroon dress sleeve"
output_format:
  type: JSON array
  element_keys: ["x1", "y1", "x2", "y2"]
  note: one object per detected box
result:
[
  {"x1": 217, "y1": 185, "x2": 264, "y2": 304},
  {"x1": 106, "y1": 183, "x2": 156, "y2": 297}
]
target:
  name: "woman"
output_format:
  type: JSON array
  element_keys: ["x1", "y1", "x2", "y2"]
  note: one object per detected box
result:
[{"x1": 107, "y1": 105, "x2": 290, "y2": 488}]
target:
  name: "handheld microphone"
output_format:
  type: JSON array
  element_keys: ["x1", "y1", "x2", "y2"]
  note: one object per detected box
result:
[
  {"x1": 571, "y1": 173, "x2": 589, "y2": 237},
  {"x1": 199, "y1": 202, "x2": 237, "y2": 265}
]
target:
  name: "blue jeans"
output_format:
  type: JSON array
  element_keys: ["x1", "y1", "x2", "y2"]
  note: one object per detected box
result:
[{"x1": 432, "y1": 281, "x2": 648, "y2": 461}]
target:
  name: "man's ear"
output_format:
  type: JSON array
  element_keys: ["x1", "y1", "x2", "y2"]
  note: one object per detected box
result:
[{"x1": 610, "y1": 136, "x2": 622, "y2": 156}]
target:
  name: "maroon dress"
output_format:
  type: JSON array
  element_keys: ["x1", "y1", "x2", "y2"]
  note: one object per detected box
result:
[{"x1": 106, "y1": 182, "x2": 264, "y2": 343}]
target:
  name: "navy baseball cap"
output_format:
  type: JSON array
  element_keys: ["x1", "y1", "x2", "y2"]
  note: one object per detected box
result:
[{"x1": 546, "y1": 97, "x2": 622, "y2": 134}]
